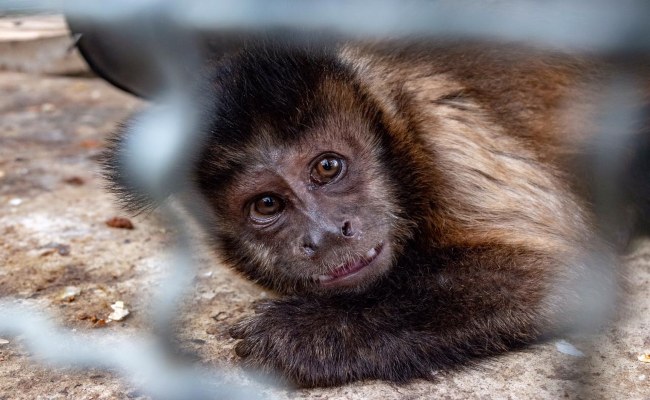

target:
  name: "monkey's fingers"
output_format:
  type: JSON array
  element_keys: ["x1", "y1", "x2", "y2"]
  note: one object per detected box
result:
[
  {"x1": 234, "y1": 340, "x2": 254, "y2": 358},
  {"x1": 228, "y1": 316, "x2": 257, "y2": 339}
]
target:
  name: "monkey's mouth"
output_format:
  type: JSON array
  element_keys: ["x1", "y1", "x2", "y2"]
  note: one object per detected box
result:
[{"x1": 314, "y1": 243, "x2": 384, "y2": 287}]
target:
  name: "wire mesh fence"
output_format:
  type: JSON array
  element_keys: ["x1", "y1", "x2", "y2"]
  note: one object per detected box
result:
[{"x1": 0, "y1": 1, "x2": 648, "y2": 399}]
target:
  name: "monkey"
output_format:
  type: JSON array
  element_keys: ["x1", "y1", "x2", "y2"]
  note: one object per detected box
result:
[{"x1": 102, "y1": 40, "x2": 634, "y2": 387}]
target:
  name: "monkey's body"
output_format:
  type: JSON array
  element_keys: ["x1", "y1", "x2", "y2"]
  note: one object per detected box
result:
[{"x1": 105, "y1": 41, "x2": 621, "y2": 386}]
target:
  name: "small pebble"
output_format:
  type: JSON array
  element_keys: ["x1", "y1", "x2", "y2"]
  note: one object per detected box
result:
[
  {"x1": 63, "y1": 176, "x2": 85, "y2": 186},
  {"x1": 639, "y1": 374, "x2": 646, "y2": 381},
  {"x1": 60, "y1": 286, "x2": 81, "y2": 301},
  {"x1": 105, "y1": 217, "x2": 134, "y2": 230},
  {"x1": 0, "y1": 338, "x2": 9, "y2": 345},
  {"x1": 108, "y1": 301, "x2": 130, "y2": 321},
  {"x1": 211, "y1": 312, "x2": 228, "y2": 321},
  {"x1": 638, "y1": 351, "x2": 650, "y2": 363},
  {"x1": 9, "y1": 198, "x2": 22, "y2": 206}
]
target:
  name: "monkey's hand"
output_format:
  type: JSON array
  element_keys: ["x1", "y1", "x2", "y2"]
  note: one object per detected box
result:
[
  {"x1": 228, "y1": 247, "x2": 562, "y2": 387},
  {"x1": 229, "y1": 296, "x2": 436, "y2": 387}
]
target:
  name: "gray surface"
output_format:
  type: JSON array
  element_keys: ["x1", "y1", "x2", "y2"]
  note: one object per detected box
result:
[{"x1": 0, "y1": 71, "x2": 648, "y2": 399}]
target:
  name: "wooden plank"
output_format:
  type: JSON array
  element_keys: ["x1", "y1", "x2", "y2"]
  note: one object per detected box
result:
[
  {"x1": 0, "y1": 14, "x2": 69, "y2": 41},
  {"x1": 0, "y1": 14, "x2": 88, "y2": 75}
]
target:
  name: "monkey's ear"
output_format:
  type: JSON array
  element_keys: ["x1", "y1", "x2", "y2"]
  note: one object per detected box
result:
[{"x1": 99, "y1": 122, "x2": 158, "y2": 215}]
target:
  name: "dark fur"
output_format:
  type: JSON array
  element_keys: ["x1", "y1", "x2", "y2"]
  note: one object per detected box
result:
[{"x1": 103, "y1": 41, "x2": 628, "y2": 387}]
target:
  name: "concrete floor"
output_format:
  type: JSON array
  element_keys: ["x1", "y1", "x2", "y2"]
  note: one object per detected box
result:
[{"x1": 0, "y1": 70, "x2": 648, "y2": 400}]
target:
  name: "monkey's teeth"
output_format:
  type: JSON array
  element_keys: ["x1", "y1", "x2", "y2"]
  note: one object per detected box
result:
[
  {"x1": 366, "y1": 247, "x2": 378, "y2": 259},
  {"x1": 315, "y1": 274, "x2": 335, "y2": 283},
  {"x1": 316, "y1": 243, "x2": 384, "y2": 284}
]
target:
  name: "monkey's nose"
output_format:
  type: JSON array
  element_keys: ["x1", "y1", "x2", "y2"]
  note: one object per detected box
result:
[
  {"x1": 341, "y1": 221, "x2": 354, "y2": 237},
  {"x1": 301, "y1": 244, "x2": 316, "y2": 256}
]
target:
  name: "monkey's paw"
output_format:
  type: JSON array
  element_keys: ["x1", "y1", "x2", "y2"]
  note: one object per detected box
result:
[{"x1": 229, "y1": 298, "x2": 360, "y2": 387}]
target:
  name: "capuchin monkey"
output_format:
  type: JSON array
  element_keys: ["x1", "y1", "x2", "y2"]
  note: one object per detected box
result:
[{"x1": 103, "y1": 40, "x2": 645, "y2": 387}]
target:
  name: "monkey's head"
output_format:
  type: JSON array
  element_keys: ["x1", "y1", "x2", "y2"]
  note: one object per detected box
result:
[
  {"x1": 106, "y1": 46, "x2": 417, "y2": 296},
  {"x1": 194, "y1": 47, "x2": 418, "y2": 295}
]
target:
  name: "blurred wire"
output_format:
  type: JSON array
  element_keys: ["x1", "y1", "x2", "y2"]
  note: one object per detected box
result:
[
  {"x1": 0, "y1": 301, "x2": 267, "y2": 400},
  {"x1": 0, "y1": 0, "x2": 647, "y2": 398},
  {"x1": 2, "y1": 0, "x2": 648, "y2": 52}
]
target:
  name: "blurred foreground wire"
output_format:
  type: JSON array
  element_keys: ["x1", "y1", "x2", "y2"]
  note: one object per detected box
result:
[
  {"x1": 0, "y1": 300, "x2": 266, "y2": 400},
  {"x1": 0, "y1": 0, "x2": 648, "y2": 398}
]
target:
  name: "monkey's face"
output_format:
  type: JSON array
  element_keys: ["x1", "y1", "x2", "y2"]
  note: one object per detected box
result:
[{"x1": 201, "y1": 114, "x2": 408, "y2": 295}]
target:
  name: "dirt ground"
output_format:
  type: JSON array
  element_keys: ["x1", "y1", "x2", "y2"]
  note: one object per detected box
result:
[{"x1": 0, "y1": 70, "x2": 648, "y2": 400}]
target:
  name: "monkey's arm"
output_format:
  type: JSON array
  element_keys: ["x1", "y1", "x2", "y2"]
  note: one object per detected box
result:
[{"x1": 229, "y1": 246, "x2": 557, "y2": 387}]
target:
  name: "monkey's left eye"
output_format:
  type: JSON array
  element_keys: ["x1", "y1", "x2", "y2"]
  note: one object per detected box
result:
[{"x1": 311, "y1": 154, "x2": 345, "y2": 185}]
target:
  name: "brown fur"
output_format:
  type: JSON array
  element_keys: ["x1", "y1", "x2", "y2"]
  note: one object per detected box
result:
[{"x1": 103, "y1": 40, "x2": 625, "y2": 387}]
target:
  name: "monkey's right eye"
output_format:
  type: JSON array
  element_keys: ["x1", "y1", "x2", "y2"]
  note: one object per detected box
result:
[{"x1": 249, "y1": 195, "x2": 284, "y2": 223}]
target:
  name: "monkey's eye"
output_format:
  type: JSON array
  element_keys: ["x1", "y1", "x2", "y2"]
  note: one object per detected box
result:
[
  {"x1": 311, "y1": 154, "x2": 344, "y2": 185},
  {"x1": 250, "y1": 195, "x2": 284, "y2": 223}
]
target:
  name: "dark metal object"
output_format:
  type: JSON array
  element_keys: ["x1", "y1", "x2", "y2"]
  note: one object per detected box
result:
[
  {"x1": 66, "y1": 13, "x2": 254, "y2": 99},
  {"x1": 67, "y1": 13, "x2": 168, "y2": 98}
]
